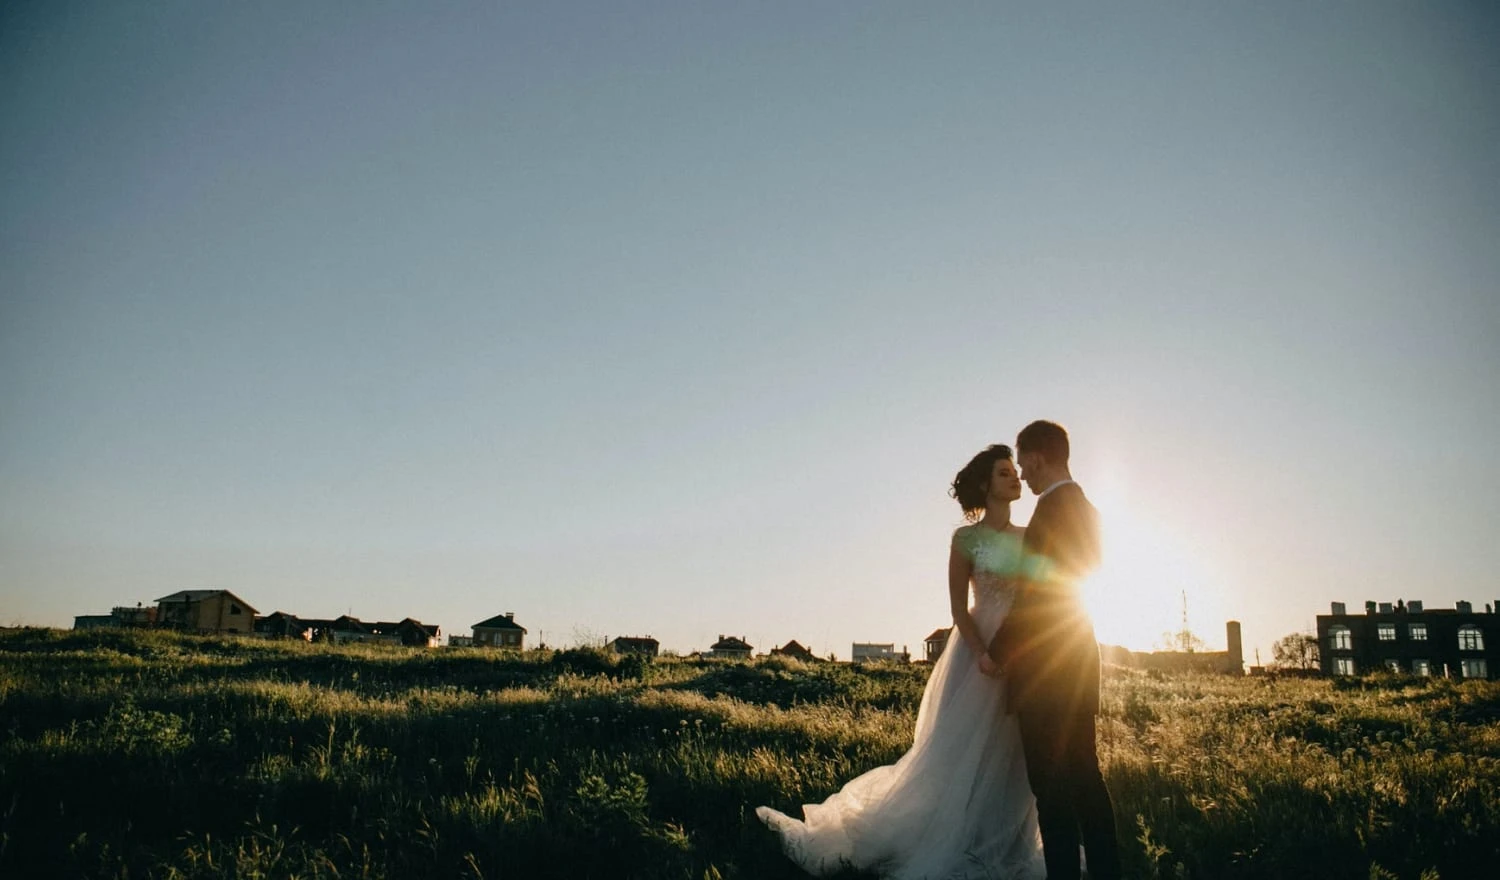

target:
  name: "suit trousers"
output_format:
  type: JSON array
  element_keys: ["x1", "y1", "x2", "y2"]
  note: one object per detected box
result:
[{"x1": 1017, "y1": 700, "x2": 1121, "y2": 880}]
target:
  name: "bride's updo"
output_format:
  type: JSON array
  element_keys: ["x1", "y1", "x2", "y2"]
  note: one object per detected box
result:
[{"x1": 950, "y1": 444, "x2": 1013, "y2": 522}]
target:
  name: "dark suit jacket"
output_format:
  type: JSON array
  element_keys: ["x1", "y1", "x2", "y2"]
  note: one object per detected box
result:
[{"x1": 989, "y1": 481, "x2": 1102, "y2": 714}]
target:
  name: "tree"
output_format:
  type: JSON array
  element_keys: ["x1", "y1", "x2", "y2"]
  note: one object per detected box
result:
[
  {"x1": 1158, "y1": 589, "x2": 1206, "y2": 653},
  {"x1": 569, "y1": 626, "x2": 609, "y2": 649},
  {"x1": 1271, "y1": 632, "x2": 1320, "y2": 670},
  {"x1": 1158, "y1": 627, "x2": 1207, "y2": 653}
]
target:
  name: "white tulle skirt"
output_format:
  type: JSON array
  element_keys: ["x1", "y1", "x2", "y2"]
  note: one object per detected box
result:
[{"x1": 756, "y1": 600, "x2": 1045, "y2": 879}]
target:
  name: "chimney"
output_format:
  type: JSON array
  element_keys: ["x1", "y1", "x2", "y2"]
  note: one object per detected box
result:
[
  {"x1": 1456, "y1": 601, "x2": 1473, "y2": 614},
  {"x1": 1331, "y1": 601, "x2": 1346, "y2": 615},
  {"x1": 504, "y1": 612, "x2": 513, "y2": 620},
  {"x1": 1225, "y1": 621, "x2": 1243, "y2": 674},
  {"x1": 1365, "y1": 601, "x2": 1377, "y2": 614},
  {"x1": 1409, "y1": 600, "x2": 1423, "y2": 613}
]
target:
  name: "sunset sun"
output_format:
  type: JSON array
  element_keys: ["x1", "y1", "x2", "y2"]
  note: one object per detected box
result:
[{"x1": 1081, "y1": 489, "x2": 1230, "y2": 654}]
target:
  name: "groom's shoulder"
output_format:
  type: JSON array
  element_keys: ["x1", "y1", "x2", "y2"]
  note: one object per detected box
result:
[
  {"x1": 1036, "y1": 483, "x2": 1097, "y2": 530},
  {"x1": 1056, "y1": 483, "x2": 1096, "y2": 516},
  {"x1": 1056, "y1": 481, "x2": 1092, "y2": 502},
  {"x1": 1037, "y1": 481, "x2": 1088, "y2": 512},
  {"x1": 1033, "y1": 484, "x2": 1101, "y2": 576}
]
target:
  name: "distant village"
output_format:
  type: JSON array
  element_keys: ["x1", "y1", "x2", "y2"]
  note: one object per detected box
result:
[
  {"x1": 72, "y1": 590, "x2": 1499, "y2": 679},
  {"x1": 74, "y1": 590, "x2": 898, "y2": 662}
]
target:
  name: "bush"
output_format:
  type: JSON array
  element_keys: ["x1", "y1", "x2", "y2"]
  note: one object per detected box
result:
[{"x1": 553, "y1": 645, "x2": 621, "y2": 677}]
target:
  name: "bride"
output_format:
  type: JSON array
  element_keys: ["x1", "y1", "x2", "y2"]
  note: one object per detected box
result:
[{"x1": 756, "y1": 444, "x2": 1045, "y2": 879}]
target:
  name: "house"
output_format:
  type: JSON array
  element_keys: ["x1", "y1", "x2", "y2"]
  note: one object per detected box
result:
[
  {"x1": 367, "y1": 618, "x2": 441, "y2": 647},
  {"x1": 1318, "y1": 599, "x2": 1498, "y2": 679},
  {"x1": 1100, "y1": 621, "x2": 1245, "y2": 675},
  {"x1": 73, "y1": 604, "x2": 158, "y2": 630},
  {"x1": 852, "y1": 642, "x2": 909, "y2": 663},
  {"x1": 609, "y1": 636, "x2": 660, "y2": 657},
  {"x1": 154, "y1": 590, "x2": 257, "y2": 635},
  {"x1": 473, "y1": 612, "x2": 527, "y2": 649},
  {"x1": 769, "y1": 639, "x2": 818, "y2": 662},
  {"x1": 270, "y1": 615, "x2": 440, "y2": 647},
  {"x1": 709, "y1": 635, "x2": 753, "y2": 659},
  {"x1": 289, "y1": 615, "x2": 392, "y2": 645},
  {"x1": 448, "y1": 634, "x2": 475, "y2": 647},
  {"x1": 923, "y1": 628, "x2": 951, "y2": 663},
  {"x1": 255, "y1": 611, "x2": 313, "y2": 640},
  {"x1": 113, "y1": 604, "x2": 157, "y2": 627}
]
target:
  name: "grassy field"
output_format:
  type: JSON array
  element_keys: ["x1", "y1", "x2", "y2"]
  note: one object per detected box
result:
[{"x1": 1, "y1": 628, "x2": 1497, "y2": 879}]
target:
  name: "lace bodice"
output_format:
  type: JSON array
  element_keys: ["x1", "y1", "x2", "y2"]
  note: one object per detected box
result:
[{"x1": 954, "y1": 524, "x2": 1028, "y2": 607}]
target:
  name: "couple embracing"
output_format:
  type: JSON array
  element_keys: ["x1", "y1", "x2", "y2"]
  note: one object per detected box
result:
[{"x1": 757, "y1": 421, "x2": 1121, "y2": 880}]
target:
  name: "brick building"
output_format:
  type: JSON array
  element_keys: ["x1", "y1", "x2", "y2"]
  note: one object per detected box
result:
[{"x1": 1317, "y1": 599, "x2": 1497, "y2": 679}]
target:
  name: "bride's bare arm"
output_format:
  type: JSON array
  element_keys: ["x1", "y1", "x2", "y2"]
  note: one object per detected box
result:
[{"x1": 948, "y1": 537, "x2": 994, "y2": 667}]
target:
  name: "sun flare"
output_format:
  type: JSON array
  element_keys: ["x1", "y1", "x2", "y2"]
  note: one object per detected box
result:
[{"x1": 1080, "y1": 484, "x2": 1229, "y2": 653}]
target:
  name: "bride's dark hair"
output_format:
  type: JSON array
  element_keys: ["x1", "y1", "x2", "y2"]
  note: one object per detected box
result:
[{"x1": 950, "y1": 444, "x2": 1013, "y2": 522}]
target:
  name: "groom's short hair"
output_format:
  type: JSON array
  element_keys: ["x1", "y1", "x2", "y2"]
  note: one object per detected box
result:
[{"x1": 1017, "y1": 420, "x2": 1069, "y2": 463}]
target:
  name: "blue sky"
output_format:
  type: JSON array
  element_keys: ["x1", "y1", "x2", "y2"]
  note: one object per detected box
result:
[{"x1": 3, "y1": 2, "x2": 1498, "y2": 663}]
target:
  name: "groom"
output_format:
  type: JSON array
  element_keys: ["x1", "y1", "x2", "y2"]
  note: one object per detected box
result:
[{"x1": 989, "y1": 420, "x2": 1120, "y2": 880}]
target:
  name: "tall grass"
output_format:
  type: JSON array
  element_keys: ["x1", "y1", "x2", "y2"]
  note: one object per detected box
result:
[{"x1": 1, "y1": 627, "x2": 1495, "y2": 878}]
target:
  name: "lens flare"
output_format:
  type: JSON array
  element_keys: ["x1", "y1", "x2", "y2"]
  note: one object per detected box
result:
[{"x1": 1082, "y1": 489, "x2": 1229, "y2": 653}]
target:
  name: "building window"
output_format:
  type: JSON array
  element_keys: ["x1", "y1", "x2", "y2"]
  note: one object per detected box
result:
[
  {"x1": 1412, "y1": 659, "x2": 1431, "y2": 676},
  {"x1": 1329, "y1": 626, "x2": 1352, "y2": 651},
  {"x1": 230, "y1": 604, "x2": 243, "y2": 615},
  {"x1": 1461, "y1": 659, "x2": 1489, "y2": 679},
  {"x1": 1409, "y1": 623, "x2": 1428, "y2": 641},
  {"x1": 1458, "y1": 625, "x2": 1485, "y2": 651},
  {"x1": 1377, "y1": 624, "x2": 1396, "y2": 641},
  {"x1": 1383, "y1": 659, "x2": 1401, "y2": 673},
  {"x1": 1334, "y1": 657, "x2": 1356, "y2": 676}
]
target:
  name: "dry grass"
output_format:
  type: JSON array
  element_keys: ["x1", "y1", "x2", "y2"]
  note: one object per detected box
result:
[{"x1": 1, "y1": 627, "x2": 1495, "y2": 878}]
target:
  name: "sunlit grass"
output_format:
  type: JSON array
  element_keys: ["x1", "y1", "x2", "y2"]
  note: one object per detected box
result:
[{"x1": 0, "y1": 627, "x2": 1495, "y2": 878}]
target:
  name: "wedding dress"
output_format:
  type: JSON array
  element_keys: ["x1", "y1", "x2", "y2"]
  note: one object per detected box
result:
[{"x1": 756, "y1": 524, "x2": 1045, "y2": 879}]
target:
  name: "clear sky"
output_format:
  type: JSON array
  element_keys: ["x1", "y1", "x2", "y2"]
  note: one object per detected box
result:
[{"x1": 3, "y1": 2, "x2": 1498, "y2": 664}]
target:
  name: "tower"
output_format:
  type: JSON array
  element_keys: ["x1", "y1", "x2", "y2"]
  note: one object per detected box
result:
[{"x1": 1225, "y1": 621, "x2": 1243, "y2": 674}]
